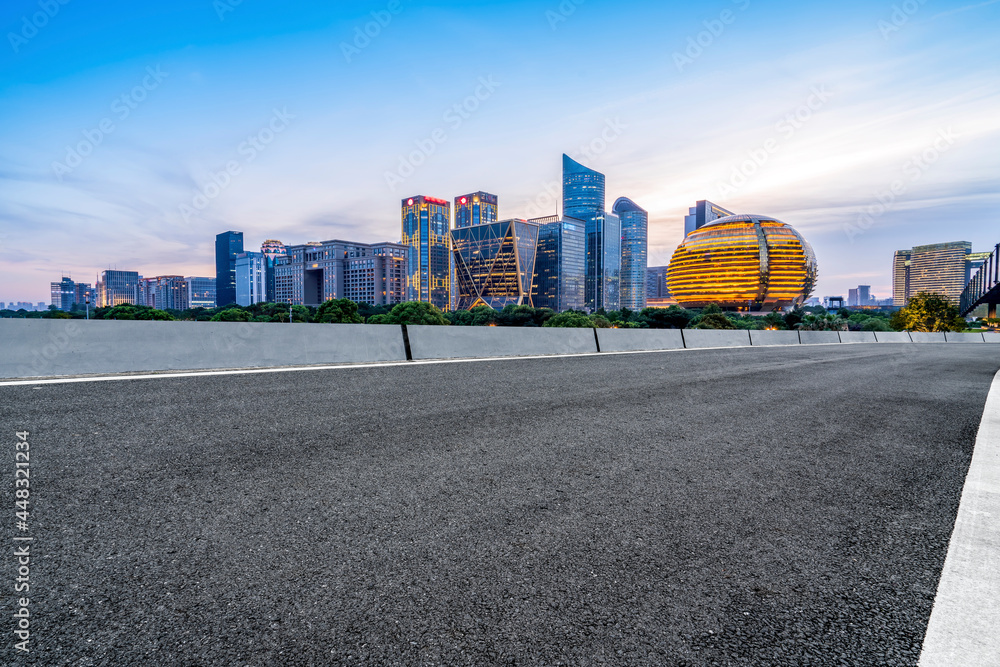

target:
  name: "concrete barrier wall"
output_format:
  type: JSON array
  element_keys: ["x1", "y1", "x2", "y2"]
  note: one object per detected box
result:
[
  {"x1": 0, "y1": 319, "x2": 407, "y2": 379},
  {"x1": 875, "y1": 332, "x2": 913, "y2": 343},
  {"x1": 799, "y1": 331, "x2": 842, "y2": 345},
  {"x1": 681, "y1": 329, "x2": 752, "y2": 348},
  {"x1": 839, "y1": 331, "x2": 878, "y2": 343},
  {"x1": 406, "y1": 325, "x2": 597, "y2": 360},
  {"x1": 596, "y1": 328, "x2": 684, "y2": 352},
  {"x1": 945, "y1": 332, "x2": 985, "y2": 343},
  {"x1": 3, "y1": 319, "x2": 997, "y2": 380},
  {"x1": 749, "y1": 330, "x2": 800, "y2": 346},
  {"x1": 910, "y1": 332, "x2": 947, "y2": 343}
]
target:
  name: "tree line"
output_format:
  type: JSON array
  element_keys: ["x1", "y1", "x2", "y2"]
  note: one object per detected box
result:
[{"x1": 0, "y1": 292, "x2": 983, "y2": 332}]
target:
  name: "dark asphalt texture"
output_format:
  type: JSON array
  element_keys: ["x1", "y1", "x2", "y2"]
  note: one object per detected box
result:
[{"x1": 2, "y1": 344, "x2": 999, "y2": 666}]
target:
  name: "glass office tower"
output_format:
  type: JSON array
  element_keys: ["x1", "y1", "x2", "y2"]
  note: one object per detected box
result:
[
  {"x1": 614, "y1": 197, "x2": 648, "y2": 311},
  {"x1": 530, "y1": 216, "x2": 586, "y2": 312},
  {"x1": 454, "y1": 192, "x2": 498, "y2": 229},
  {"x1": 401, "y1": 196, "x2": 451, "y2": 310},
  {"x1": 683, "y1": 200, "x2": 734, "y2": 236},
  {"x1": 215, "y1": 231, "x2": 244, "y2": 308},
  {"x1": 451, "y1": 219, "x2": 539, "y2": 310},
  {"x1": 562, "y1": 154, "x2": 619, "y2": 311}
]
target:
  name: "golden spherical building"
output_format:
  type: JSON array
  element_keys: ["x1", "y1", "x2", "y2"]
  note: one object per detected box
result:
[{"x1": 666, "y1": 214, "x2": 817, "y2": 310}]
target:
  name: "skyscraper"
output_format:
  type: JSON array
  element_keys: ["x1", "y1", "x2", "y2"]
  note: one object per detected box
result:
[
  {"x1": 138, "y1": 276, "x2": 189, "y2": 310},
  {"x1": 893, "y1": 241, "x2": 972, "y2": 305},
  {"x1": 451, "y1": 219, "x2": 539, "y2": 310},
  {"x1": 892, "y1": 250, "x2": 911, "y2": 307},
  {"x1": 530, "y1": 215, "x2": 586, "y2": 312},
  {"x1": 215, "y1": 231, "x2": 244, "y2": 308},
  {"x1": 562, "y1": 154, "x2": 619, "y2": 311},
  {"x1": 235, "y1": 252, "x2": 269, "y2": 307},
  {"x1": 646, "y1": 266, "x2": 670, "y2": 300},
  {"x1": 50, "y1": 277, "x2": 76, "y2": 311},
  {"x1": 259, "y1": 240, "x2": 287, "y2": 303},
  {"x1": 684, "y1": 200, "x2": 734, "y2": 236},
  {"x1": 613, "y1": 197, "x2": 648, "y2": 311},
  {"x1": 454, "y1": 192, "x2": 498, "y2": 229},
  {"x1": 401, "y1": 196, "x2": 451, "y2": 310},
  {"x1": 97, "y1": 270, "x2": 140, "y2": 308}
]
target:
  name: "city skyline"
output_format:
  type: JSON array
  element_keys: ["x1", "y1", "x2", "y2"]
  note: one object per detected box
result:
[{"x1": 2, "y1": 0, "x2": 999, "y2": 303}]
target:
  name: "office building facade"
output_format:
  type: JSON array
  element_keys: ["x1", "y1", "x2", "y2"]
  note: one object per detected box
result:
[
  {"x1": 614, "y1": 197, "x2": 648, "y2": 311},
  {"x1": 235, "y1": 253, "x2": 269, "y2": 307},
  {"x1": 186, "y1": 277, "x2": 216, "y2": 309},
  {"x1": 562, "y1": 154, "x2": 619, "y2": 311},
  {"x1": 684, "y1": 200, "x2": 734, "y2": 236},
  {"x1": 215, "y1": 231, "x2": 244, "y2": 308},
  {"x1": 50, "y1": 277, "x2": 76, "y2": 311},
  {"x1": 401, "y1": 196, "x2": 451, "y2": 310},
  {"x1": 647, "y1": 266, "x2": 670, "y2": 301},
  {"x1": 274, "y1": 240, "x2": 408, "y2": 307},
  {"x1": 893, "y1": 241, "x2": 972, "y2": 305},
  {"x1": 451, "y1": 218, "x2": 539, "y2": 310},
  {"x1": 530, "y1": 216, "x2": 586, "y2": 312},
  {"x1": 454, "y1": 192, "x2": 498, "y2": 229},
  {"x1": 97, "y1": 270, "x2": 140, "y2": 308}
]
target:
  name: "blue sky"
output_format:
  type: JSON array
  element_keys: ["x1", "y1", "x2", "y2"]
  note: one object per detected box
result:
[{"x1": 2, "y1": 0, "x2": 998, "y2": 303}]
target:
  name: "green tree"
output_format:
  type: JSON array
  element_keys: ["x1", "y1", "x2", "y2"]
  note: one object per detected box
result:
[
  {"x1": 381, "y1": 301, "x2": 449, "y2": 326},
  {"x1": 543, "y1": 311, "x2": 594, "y2": 328},
  {"x1": 590, "y1": 314, "x2": 612, "y2": 328},
  {"x1": 315, "y1": 298, "x2": 363, "y2": 324},
  {"x1": 211, "y1": 308, "x2": 252, "y2": 322},
  {"x1": 694, "y1": 312, "x2": 736, "y2": 329},
  {"x1": 892, "y1": 292, "x2": 967, "y2": 332},
  {"x1": 860, "y1": 317, "x2": 891, "y2": 332},
  {"x1": 639, "y1": 306, "x2": 694, "y2": 329}
]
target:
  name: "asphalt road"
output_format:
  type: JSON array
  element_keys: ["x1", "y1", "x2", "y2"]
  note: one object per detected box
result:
[{"x1": 2, "y1": 344, "x2": 999, "y2": 666}]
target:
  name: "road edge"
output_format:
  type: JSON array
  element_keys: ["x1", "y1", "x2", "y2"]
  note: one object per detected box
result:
[{"x1": 919, "y1": 368, "x2": 1000, "y2": 666}]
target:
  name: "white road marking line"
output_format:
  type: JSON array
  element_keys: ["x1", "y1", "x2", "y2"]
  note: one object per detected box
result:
[
  {"x1": 0, "y1": 342, "x2": 866, "y2": 386},
  {"x1": 919, "y1": 368, "x2": 1000, "y2": 667}
]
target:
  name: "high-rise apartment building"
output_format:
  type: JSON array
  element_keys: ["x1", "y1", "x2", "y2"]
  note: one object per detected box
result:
[
  {"x1": 613, "y1": 197, "x2": 648, "y2": 311},
  {"x1": 530, "y1": 215, "x2": 586, "y2": 312},
  {"x1": 454, "y1": 192, "x2": 498, "y2": 229},
  {"x1": 401, "y1": 196, "x2": 451, "y2": 310},
  {"x1": 684, "y1": 200, "x2": 734, "y2": 236},
  {"x1": 138, "y1": 276, "x2": 189, "y2": 311},
  {"x1": 893, "y1": 241, "x2": 972, "y2": 305},
  {"x1": 451, "y1": 218, "x2": 539, "y2": 310},
  {"x1": 235, "y1": 253, "x2": 269, "y2": 307},
  {"x1": 274, "y1": 240, "x2": 408, "y2": 307},
  {"x1": 215, "y1": 231, "x2": 244, "y2": 308},
  {"x1": 562, "y1": 154, "x2": 620, "y2": 311},
  {"x1": 186, "y1": 277, "x2": 216, "y2": 309},
  {"x1": 96, "y1": 270, "x2": 140, "y2": 308}
]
